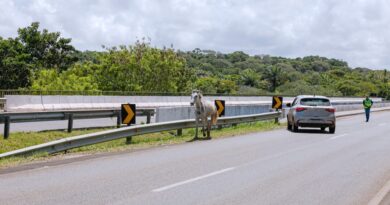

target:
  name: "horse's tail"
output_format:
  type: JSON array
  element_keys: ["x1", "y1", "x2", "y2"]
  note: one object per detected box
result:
[{"x1": 212, "y1": 111, "x2": 218, "y2": 125}]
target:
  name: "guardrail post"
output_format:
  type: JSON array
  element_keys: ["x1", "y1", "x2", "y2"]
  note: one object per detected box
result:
[
  {"x1": 4, "y1": 116, "x2": 10, "y2": 139},
  {"x1": 126, "y1": 136, "x2": 132, "y2": 144},
  {"x1": 177, "y1": 129, "x2": 182, "y2": 136},
  {"x1": 126, "y1": 124, "x2": 132, "y2": 144},
  {"x1": 67, "y1": 114, "x2": 73, "y2": 133},
  {"x1": 274, "y1": 109, "x2": 280, "y2": 124},
  {"x1": 146, "y1": 112, "x2": 151, "y2": 124},
  {"x1": 116, "y1": 112, "x2": 121, "y2": 128}
]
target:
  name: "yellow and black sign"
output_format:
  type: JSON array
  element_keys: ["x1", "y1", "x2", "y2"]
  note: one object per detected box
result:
[
  {"x1": 272, "y1": 96, "x2": 283, "y2": 109},
  {"x1": 215, "y1": 100, "x2": 225, "y2": 117},
  {"x1": 121, "y1": 104, "x2": 136, "y2": 125}
]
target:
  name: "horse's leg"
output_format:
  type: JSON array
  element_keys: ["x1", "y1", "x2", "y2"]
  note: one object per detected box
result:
[
  {"x1": 202, "y1": 117, "x2": 207, "y2": 137},
  {"x1": 201, "y1": 118, "x2": 205, "y2": 137},
  {"x1": 194, "y1": 116, "x2": 199, "y2": 139},
  {"x1": 207, "y1": 120, "x2": 211, "y2": 139}
]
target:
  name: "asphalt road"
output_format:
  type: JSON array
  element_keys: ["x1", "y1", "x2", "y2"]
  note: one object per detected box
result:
[{"x1": 0, "y1": 111, "x2": 390, "y2": 205}]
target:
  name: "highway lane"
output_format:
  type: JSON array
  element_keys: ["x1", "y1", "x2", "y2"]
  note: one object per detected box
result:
[{"x1": 0, "y1": 111, "x2": 390, "y2": 205}]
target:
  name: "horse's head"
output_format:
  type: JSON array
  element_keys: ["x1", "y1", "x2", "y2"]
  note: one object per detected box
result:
[{"x1": 190, "y1": 90, "x2": 202, "y2": 106}]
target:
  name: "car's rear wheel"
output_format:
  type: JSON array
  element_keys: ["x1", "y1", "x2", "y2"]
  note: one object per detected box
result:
[
  {"x1": 292, "y1": 121, "x2": 299, "y2": 132},
  {"x1": 320, "y1": 127, "x2": 326, "y2": 131},
  {"x1": 329, "y1": 125, "x2": 336, "y2": 134},
  {"x1": 287, "y1": 120, "x2": 292, "y2": 130}
]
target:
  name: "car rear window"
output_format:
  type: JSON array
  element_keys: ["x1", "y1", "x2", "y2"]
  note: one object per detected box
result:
[{"x1": 300, "y1": 98, "x2": 331, "y2": 106}]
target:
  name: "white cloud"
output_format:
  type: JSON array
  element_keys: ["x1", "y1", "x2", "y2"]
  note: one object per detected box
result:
[{"x1": 1, "y1": 0, "x2": 390, "y2": 69}]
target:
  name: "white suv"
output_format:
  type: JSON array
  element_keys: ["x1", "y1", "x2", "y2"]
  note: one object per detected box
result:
[{"x1": 286, "y1": 95, "x2": 336, "y2": 133}]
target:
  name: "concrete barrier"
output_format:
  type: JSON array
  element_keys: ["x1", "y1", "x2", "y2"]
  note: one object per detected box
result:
[
  {"x1": 156, "y1": 102, "x2": 390, "y2": 122},
  {"x1": 6, "y1": 95, "x2": 276, "y2": 111},
  {"x1": 155, "y1": 104, "x2": 272, "y2": 122},
  {"x1": 4, "y1": 95, "x2": 383, "y2": 112}
]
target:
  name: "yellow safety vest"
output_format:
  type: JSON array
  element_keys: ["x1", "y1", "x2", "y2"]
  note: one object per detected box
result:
[{"x1": 363, "y1": 99, "x2": 373, "y2": 109}]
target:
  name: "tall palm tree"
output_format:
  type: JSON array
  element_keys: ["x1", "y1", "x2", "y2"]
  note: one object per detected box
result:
[
  {"x1": 263, "y1": 66, "x2": 285, "y2": 92},
  {"x1": 241, "y1": 69, "x2": 260, "y2": 87}
]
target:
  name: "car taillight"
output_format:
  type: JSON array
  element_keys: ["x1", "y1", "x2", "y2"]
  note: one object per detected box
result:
[
  {"x1": 296, "y1": 107, "x2": 306, "y2": 112},
  {"x1": 325, "y1": 108, "x2": 335, "y2": 113}
]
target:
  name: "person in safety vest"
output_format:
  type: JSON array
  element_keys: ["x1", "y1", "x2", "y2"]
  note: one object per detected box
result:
[{"x1": 363, "y1": 96, "x2": 373, "y2": 122}]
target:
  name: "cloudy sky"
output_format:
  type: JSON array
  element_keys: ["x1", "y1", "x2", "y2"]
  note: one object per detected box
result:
[{"x1": 1, "y1": 0, "x2": 389, "y2": 69}]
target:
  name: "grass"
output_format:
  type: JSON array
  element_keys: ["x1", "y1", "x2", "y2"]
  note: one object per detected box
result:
[
  {"x1": 0, "y1": 121, "x2": 284, "y2": 168},
  {"x1": 0, "y1": 129, "x2": 112, "y2": 153}
]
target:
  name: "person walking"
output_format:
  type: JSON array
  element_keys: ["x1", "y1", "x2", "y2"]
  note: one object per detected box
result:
[{"x1": 363, "y1": 96, "x2": 373, "y2": 122}]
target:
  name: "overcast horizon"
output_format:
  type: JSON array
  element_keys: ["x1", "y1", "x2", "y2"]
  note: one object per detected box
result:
[{"x1": 1, "y1": 0, "x2": 390, "y2": 69}]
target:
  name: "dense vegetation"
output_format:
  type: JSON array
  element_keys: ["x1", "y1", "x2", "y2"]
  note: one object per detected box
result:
[{"x1": 1, "y1": 22, "x2": 389, "y2": 98}]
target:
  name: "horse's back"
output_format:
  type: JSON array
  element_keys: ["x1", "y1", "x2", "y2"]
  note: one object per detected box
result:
[{"x1": 204, "y1": 100, "x2": 217, "y2": 114}]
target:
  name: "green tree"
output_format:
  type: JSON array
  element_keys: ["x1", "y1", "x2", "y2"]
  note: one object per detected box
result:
[
  {"x1": 337, "y1": 80, "x2": 360, "y2": 96},
  {"x1": 195, "y1": 77, "x2": 218, "y2": 93},
  {"x1": 31, "y1": 65, "x2": 99, "y2": 91},
  {"x1": 228, "y1": 51, "x2": 249, "y2": 63},
  {"x1": 95, "y1": 41, "x2": 192, "y2": 92},
  {"x1": 0, "y1": 37, "x2": 31, "y2": 89},
  {"x1": 277, "y1": 80, "x2": 341, "y2": 96},
  {"x1": 263, "y1": 65, "x2": 286, "y2": 92},
  {"x1": 17, "y1": 22, "x2": 78, "y2": 71},
  {"x1": 216, "y1": 79, "x2": 237, "y2": 94},
  {"x1": 240, "y1": 69, "x2": 261, "y2": 87},
  {"x1": 378, "y1": 82, "x2": 390, "y2": 99},
  {"x1": 0, "y1": 22, "x2": 79, "y2": 89},
  {"x1": 356, "y1": 81, "x2": 379, "y2": 96}
]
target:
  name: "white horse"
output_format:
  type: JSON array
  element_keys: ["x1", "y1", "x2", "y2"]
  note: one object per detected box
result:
[{"x1": 190, "y1": 90, "x2": 218, "y2": 139}]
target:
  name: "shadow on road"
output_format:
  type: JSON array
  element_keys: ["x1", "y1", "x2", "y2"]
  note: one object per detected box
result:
[{"x1": 289, "y1": 128, "x2": 332, "y2": 134}]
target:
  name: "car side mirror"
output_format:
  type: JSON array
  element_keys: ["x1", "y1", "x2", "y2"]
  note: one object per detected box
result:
[{"x1": 286, "y1": 103, "x2": 291, "y2": 107}]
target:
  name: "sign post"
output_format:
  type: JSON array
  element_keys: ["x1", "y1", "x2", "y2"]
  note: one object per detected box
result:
[
  {"x1": 121, "y1": 104, "x2": 136, "y2": 144},
  {"x1": 272, "y1": 96, "x2": 283, "y2": 124}
]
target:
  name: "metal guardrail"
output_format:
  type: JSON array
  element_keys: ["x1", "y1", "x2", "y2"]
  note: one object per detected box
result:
[
  {"x1": 0, "y1": 109, "x2": 155, "y2": 139},
  {"x1": 0, "y1": 112, "x2": 281, "y2": 158}
]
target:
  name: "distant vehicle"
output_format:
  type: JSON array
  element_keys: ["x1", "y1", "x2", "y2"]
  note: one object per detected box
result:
[{"x1": 286, "y1": 95, "x2": 336, "y2": 133}]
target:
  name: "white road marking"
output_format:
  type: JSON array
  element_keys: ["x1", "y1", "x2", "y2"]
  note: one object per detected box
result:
[
  {"x1": 152, "y1": 167, "x2": 236, "y2": 192},
  {"x1": 329, "y1": 134, "x2": 349, "y2": 140},
  {"x1": 367, "y1": 178, "x2": 390, "y2": 205}
]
